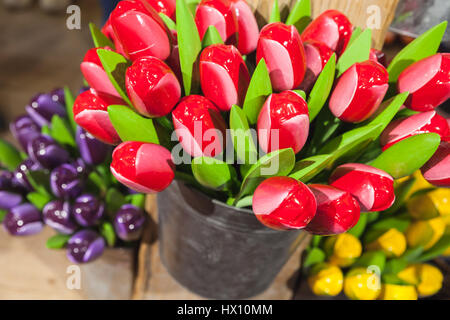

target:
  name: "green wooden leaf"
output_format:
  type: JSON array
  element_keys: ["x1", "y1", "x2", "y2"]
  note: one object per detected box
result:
[
  {"x1": 177, "y1": 0, "x2": 202, "y2": 95},
  {"x1": 293, "y1": 90, "x2": 306, "y2": 100},
  {"x1": 50, "y1": 115, "x2": 76, "y2": 147},
  {"x1": 100, "y1": 221, "x2": 116, "y2": 247},
  {"x1": 0, "y1": 140, "x2": 22, "y2": 171},
  {"x1": 417, "y1": 235, "x2": 450, "y2": 262},
  {"x1": 285, "y1": 0, "x2": 311, "y2": 34},
  {"x1": 236, "y1": 148, "x2": 296, "y2": 201},
  {"x1": 384, "y1": 177, "x2": 416, "y2": 215},
  {"x1": 25, "y1": 170, "x2": 51, "y2": 196},
  {"x1": 354, "y1": 251, "x2": 386, "y2": 272},
  {"x1": 388, "y1": 21, "x2": 447, "y2": 84},
  {"x1": 382, "y1": 273, "x2": 410, "y2": 285},
  {"x1": 242, "y1": 58, "x2": 272, "y2": 125},
  {"x1": 159, "y1": 12, "x2": 176, "y2": 30},
  {"x1": 108, "y1": 105, "x2": 160, "y2": 144},
  {"x1": 192, "y1": 157, "x2": 237, "y2": 191},
  {"x1": 307, "y1": 53, "x2": 336, "y2": 121},
  {"x1": 0, "y1": 209, "x2": 7, "y2": 223},
  {"x1": 27, "y1": 192, "x2": 51, "y2": 211},
  {"x1": 105, "y1": 188, "x2": 127, "y2": 216},
  {"x1": 230, "y1": 105, "x2": 257, "y2": 166},
  {"x1": 384, "y1": 259, "x2": 409, "y2": 275},
  {"x1": 269, "y1": 0, "x2": 280, "y2": 23},
  {"x1": 186, "y1": 0, "x2": 200, "y2": 15},
  {"x1": 46, "y1": 234, "x2": 71, "y2": 249},
  {"x1": 97, "y1": 49, "x2": 132, "y2": 106},
  {"x1": 370, "y1": 133, "x2": 440, "y2": 179},
  {"x1": 289, "y1": 154, "x2": 332, "y2": 182},
  {"x1": 127, "y1": 193, "x2": 146, "y2": 209},
  {"x1": 370, "y1": 216, "x2": 411, "y2": 233},
  {"x1": 234, "y1": 195, "x2": 253, "y2": 208},
  {"x1": 307, "y1": 108, "x2": 341, "y2": 155},
  {"x1": 63, "y1": 86, "x2": 77, "y2": 132},
  {"x1": 303, "y1": 247, "x2": 326, "y2": 269},
  {"x1": 89, "y1": 22, "x2": 114, "y2": 49},
  {"x1": 336, "y1": 28, "x2": 372, "y2": 77},
  {"x1": 348, "y1": 27, "x2": 362, "y2": 46},
  {"x1": 202, "y1": 25, "x2": 224, "y2": 48},
  {"x1": 347, "y1": 213, "x2": 368, "y2": 238},
  {"x1": 403, "y1": 246, "x2": 424, "y2": 262}
]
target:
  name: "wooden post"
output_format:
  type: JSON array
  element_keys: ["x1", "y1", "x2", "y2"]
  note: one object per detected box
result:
[{"x1": 249, "y1": 0, "x2": 400, "y2": 49}]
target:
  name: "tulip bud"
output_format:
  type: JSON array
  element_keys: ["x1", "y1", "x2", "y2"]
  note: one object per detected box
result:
[
  {"x1": 27, "y1": 135, "x2": 70, "y2": 169},
  {"x1": 111, "y1": 141, "x2": 175, "y2": 193},
  {"x1": 307, "y1": 263, "x2": 344, "y2": 296},
  {"x1": 50, "y1": 88, "x2": 65, "y2": 105},
  {"x1": 379, "y1": 284, "x2": 418, "y2": 300},
  {"x1": 101, "y1": 17, "x2": 127, "y2": 57},
  {"x1": 301, "y1": 10, "x2": 352, "y2": 56},
  {"x1": 381, "y1": 111, "x2": 450, "y2": 150},
  {"x1": 369, "y1": 48, "x2": 387, "y2": 68},
  {"x1": 199, "y1": 44, "x2": 250, "y2": 111},
  {"x1": 110, "y1": 0, "x2": 172, "y2": 61},
  {"x1": 398, "y1": 53, "x2": 450, "y2": 111},
  {"x1": 172, "y1": 95, "x2": 227, "y2": 158},
  {"x1": 398, "y1": 264, "x2": 443, "y2": 298},
  {"x1": 329, "y1": 163, "x2": 395, "y2": 212},
  {"x1": 324, "y1": 233, "x2": 362, "y2": 267},
  {"x1": 80, "y1": 47, "x2": 120, "y2": 97},
  {"x1": 10, "y1": 115, "x2": 40, "y2": 151},
  {"x1": 13, "y1": 159, "x2": 41, "y2": 192},
  {"x1": 3, "y1": 203, "x2": 44, "y2": 236},
  {"x1": 195, "y1": 0, "x2": 238, "y2": 45},
  {"x1": 252, "y1": 176, "x2": 317, "y2": 230},
  {"x1": 421, "y1": 141, "x2": 450, "y2": 187},
  {"x1": 305, "y1": 184, "x2": 360, "y2": 236},
  {"x1": 76, "y1": 127, "x2": 110, "y2": 166},
  {"x1": 142, "y1": 0, "x2": 175, "y2": 20},
  {"x1": 50, "y1": 164, "x2": 84, "y2": 199},
  {"x1": 344, "y1": 268, "x2": 381, "y2": 300},
  {"x1": 43, "y1": 200, "x2": 77, "y2": 234},
  {"x1": 26, "y1": 93, "x2": 67, "y2": 127},
  {"x1": 257, "y1": 22, "x2": 306, "y2": 91},
  {"x1": 73, "y1": 89, "x2": 124, "y2": 145},
  {"x1": 329, "y1": 60, "x2": 389, "y2": 123},
  {"x1": 406, "y1": 217, "x2": 445, "y2": 250},
  {"x1": 300, "y1": 40, "x2": 335, "y2": 92},
  {"x1": 366, "y1": 228, "x2": 407, "y2": 258},
  {"x1": 114, "y1": 204, "x2": 146, "y2": 241},
  {"x1": 125, "y1": 56, "x2": 181, "y2": 117},
  {"x1": 72, "y1": 194, "x2": 105, "y2": 227},
  {"x1": 257, "y1": 91, "x2": 309, "y2": 154},
  {"x1": 230, "y1": 0, "x2": 259, "y2": 54},
  {"x1": 67, "y1": 230, "x2": 105, "y2": 263}
]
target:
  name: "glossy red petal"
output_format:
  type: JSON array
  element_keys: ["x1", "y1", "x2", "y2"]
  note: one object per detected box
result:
[
  {"x1": 230, "y1": 0, "x2": 259, "y2": 54},
  {"x1": 421, "y1": 141, "x2": 450, "y2": 187},
  {"x1": 142, "y1": 0, "x2": 176, "y2": 20}
]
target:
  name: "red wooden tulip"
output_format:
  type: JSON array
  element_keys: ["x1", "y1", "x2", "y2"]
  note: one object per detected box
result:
[
  {"x1": 195, "y1": 0, "x2": 238, "y2": 45},
  {"x1": 380, "y1": 111, "x2": 450, "y2": 150},
  {"x1": 111, "y1": 141, "x2": 175, "y2": 193},
  {"x1": 329, "y1": 163, "x2": 395, "y2": 212},
  {"x1": 73, "y1": 89, "x2": 124, "y2": 145},
  {"x1": 252, "y1": 176, "x2": 317, "y2": 230},
  {"x1": 398, "y1": 53, "x2": 450, "y2": 111},
  {"x1": 81, "y1": 47, "x2": 120, "y2": 97},
  {"x1": 305, "y1": 184, "x2": 360, "y2": 236},
  {"x1": 172, "y1": 95, "x2": 227, "y2": 158},
  {"x1": 257, "y1": 22, "x2": 306, "y2": 92},
  {"x1": 300, "y1": 40, "x2": 335, "y2": 92},
  {"x1": 257, "y1": 91, "x2": 309, "y2": 154},
  {"x1": 142, "y1": 0, "x2": 176, "y2": 20},
  {"x1": 110, "y1": 0, "x2": 172, "y2": 61},
  {"x1": 166, "y1": 30, "x2": 182, "y2": 83},
  {"x1": 101, "y1": 17, "x2": 127, "y2": 57},
  {"x1": 329, "y1": 60, "x2": 389, "y2": 123},
  {"x1": 369, "y1": 48, "x2": 387, "y2": 68},
  {"x1": 421, "y1": 141, "x2": 450, "y2": 187},
  {"x1": 126, "y1": 56, "x2": 181, "y2": 118},
  {"x1": 199, "y1": 44, "x2": 250, "y2": 111},
  {"x1": 230, "y1": 0, "x2": 259, "y2": 54},
  {"x1": 301, "y1": 10, "x2": 352, "y2": 56}
]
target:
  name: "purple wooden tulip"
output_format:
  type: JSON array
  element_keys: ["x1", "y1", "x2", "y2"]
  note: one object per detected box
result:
[
  {"x1": 50, "y1": 88, "x2": 65, "y2": 105},
  {"x1": 27, "y1": 135, "x2": 70, "y2": 169},
  {"x1": 43, "y1": 200, "x2": 77, "y2": 234},
  {"x1": 72, "y1": 158, "x2": 90, "y2": 177},
  {"x1": 50, "y1": 164, "x2": 84, "y2": 199},
  {"x1": 67, "y1": 230, "x2": 105, "y2": 263},
  {"x1": 76, "y1": 127, "x2": 110, "y2": 165},
  {"x1": 10, "y1": 115, "x2": 40, "y2": 151},
  {"x1": 13, "y1": 159, "x2": 41, "y2": 192},
  {"x1": 72, "y1": 194, "x2": 104, "y2": 227},
  {"x1": 25, "y1": 93, "x2": 66, "y2": 127},
  {"x1": 3, "y1": 203, "x2": 44, "y2": 236},
  {"x1": 114, "y1": 204, "x2": 146, "y2": 241}
]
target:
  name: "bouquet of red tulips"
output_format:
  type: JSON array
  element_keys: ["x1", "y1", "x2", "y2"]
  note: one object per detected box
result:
[
  {"x1": 73, "y1": 0, "x2": 450, "y2": 235},
  {"x1": 0, "y1": 88, "x2": 147, "y2": 264}
]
